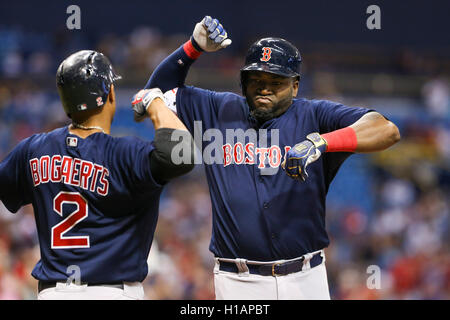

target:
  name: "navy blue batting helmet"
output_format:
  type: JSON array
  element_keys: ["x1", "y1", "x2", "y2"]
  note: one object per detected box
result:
[
  {"x1": 56, "y1": 50, "x2": 121, "y2": 117},
  {"x1": 240, "y1": 37, "x2": 301, "y2": 92}
]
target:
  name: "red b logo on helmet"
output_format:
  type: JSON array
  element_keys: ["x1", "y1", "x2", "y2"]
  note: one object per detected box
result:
[{"x1": 260, "y1": 47, "x2": 272, "y2": 62}]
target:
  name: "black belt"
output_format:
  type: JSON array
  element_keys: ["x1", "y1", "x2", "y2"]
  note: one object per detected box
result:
[
  {"x1": 38, "y1": 281, "x2": 124, "y2": 293},
  {"x1": 218, "y1": 253, "x2": 323, "y2": 276}
]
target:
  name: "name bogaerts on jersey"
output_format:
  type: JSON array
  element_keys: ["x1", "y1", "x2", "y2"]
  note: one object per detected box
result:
[{"x1": 29, "y1": 156, "x2": 109, "y2": 196}]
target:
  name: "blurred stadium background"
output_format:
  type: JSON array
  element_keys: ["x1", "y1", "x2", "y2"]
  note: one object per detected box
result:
[{"x1": 0, "y1": 0, "x2": 449, "y2": 299}]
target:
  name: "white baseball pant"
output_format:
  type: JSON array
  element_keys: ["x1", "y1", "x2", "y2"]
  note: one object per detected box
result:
[
  {"x1": 37, "y1": 282, "x2": 144, "y2": 300},
  {"x1": 213, "y1": 250, "x2": 331, "y2": 300}
]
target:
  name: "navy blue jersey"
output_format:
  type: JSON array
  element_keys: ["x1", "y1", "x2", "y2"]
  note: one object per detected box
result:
[
  {"x1": 169, "y1": 86, "x2": 371, "y2": 260},
  {"x1": 0, "y1": 126, "x2": 162, "y2": 283}
]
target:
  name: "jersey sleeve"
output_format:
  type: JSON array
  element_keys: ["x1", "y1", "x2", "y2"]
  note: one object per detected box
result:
[
  {"x1": 0, "y1": 138, "x2": 31, "y2": 213},
  {"x1": 315, "y1": 100, "x2": 374, "y2": 133},
  {"x1": 114, "y1": 137, "x2": 163, "y2": 191},
  {"x1": 163, "y1": 86, "x2": 222, "y2": 133}
]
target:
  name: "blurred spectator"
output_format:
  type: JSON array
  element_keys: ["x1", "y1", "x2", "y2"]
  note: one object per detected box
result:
[
  {"x1": 27, "y1": 52, "x2": 51, "y2": 75},
  {"x1": 2, "y1": 51, "x2": 23, "y2": 76},
  {"x1": 422, "y1": 76, "x2": 450, "y2": 120}
]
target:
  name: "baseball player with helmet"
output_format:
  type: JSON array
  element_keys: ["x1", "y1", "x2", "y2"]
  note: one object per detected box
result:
[
  {"x1": 0, "y1": 50, "x2": 194, "y2": 299},
  {"x1": 140, "y1": 16, "x2": 401, "y2": 299}
]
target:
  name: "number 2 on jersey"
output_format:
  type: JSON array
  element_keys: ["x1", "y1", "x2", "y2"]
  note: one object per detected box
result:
[{"x1": 51, "y1": 192, "x2": 90, "y2": 249}]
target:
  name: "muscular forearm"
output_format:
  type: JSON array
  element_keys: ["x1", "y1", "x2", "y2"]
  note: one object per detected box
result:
[
  {"x1": 283, "y1": 112, "x2": 400, "y2": 181},
  {"x1": 146, "y1": 98, "x2": 187, "y2": 130},
  {"x1": 145, "y1": 40, "x2": 201, "y2": 92},
  {"x1": 350, "y1": 112, "x2": 401, "y2": 153},
  {"x1": 319, "y1": 112, "x2": 400, "y2": 154}
]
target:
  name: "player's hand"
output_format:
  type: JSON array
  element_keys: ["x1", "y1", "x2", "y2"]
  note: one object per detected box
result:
[
  {"x1": 192, "y1": 16, "x2": 232, "y2": 52},
  {"x1": 281, "y1": 133, "x2": 327, "y2": 182},
  {"x1": 131, "y1": 88, "x2": 165, "y2": 122}
]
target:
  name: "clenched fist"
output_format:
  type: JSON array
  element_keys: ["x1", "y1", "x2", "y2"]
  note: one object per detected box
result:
[
  {"x1": 131, "y1": 88, "x2": 165, "y2": 122},
  {"x1": 282, "y1": 133, "x2": 328, "y2": 182},
  {"x1": 192, "y1": 16, "x2": 232, "y2": 52}
]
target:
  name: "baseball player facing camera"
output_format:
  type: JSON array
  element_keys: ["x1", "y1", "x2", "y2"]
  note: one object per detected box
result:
[
  {"x1": 141, "y1": 16, "x2": 401, "y2": 300},
  {"x1": 0, "y1": 50, "x2": 195, "y2": 299}
]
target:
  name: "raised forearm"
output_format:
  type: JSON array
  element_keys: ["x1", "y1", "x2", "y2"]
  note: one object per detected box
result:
[
  {"x1": 144, "y1": 42, "x2": 200, "y2": 92},
  {"x1": 146, "y1": 98, "x2": 187, "y2": 131}
]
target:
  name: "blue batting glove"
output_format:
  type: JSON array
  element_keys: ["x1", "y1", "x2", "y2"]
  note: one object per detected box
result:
[{"x1": 282, "y1": 133, "x2": 328, "y2": 181}]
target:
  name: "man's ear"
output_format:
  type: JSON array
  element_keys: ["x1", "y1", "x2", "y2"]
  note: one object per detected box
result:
[
  {"x1": 292, "y1": 78, "x2": 299, "y2": 97},
  {"x1": 108, "y1": 84, "x2": 115, "y2": 103}
]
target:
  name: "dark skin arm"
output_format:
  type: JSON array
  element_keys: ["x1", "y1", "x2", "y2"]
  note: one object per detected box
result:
[
  {"x1": 349, "y1": 112, "x2": 401, "y2": 153},
  {"x1": 282, "y1": 111, "x2": 401, "y2": 181}
]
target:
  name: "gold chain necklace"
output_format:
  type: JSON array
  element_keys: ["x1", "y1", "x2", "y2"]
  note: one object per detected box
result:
[{"x1": 71, "y1": 122, "x2": 106, "y2": 134}]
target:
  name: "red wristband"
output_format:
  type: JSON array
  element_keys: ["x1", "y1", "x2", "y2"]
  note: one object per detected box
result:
[
  {"x1": 183, "y1": 40, "x2": 202, "y2": 60},
  {"x1": 321, "y1": 127, "x2": 358, "y2": 153}
]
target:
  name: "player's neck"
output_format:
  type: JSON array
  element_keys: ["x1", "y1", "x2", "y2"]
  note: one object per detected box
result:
[
  {"x1": 69, "y1": 104, "x2": 113, "y2": 138},
  {"x1": 69, "y1": 118, "x2": 111, "y2": 138}
]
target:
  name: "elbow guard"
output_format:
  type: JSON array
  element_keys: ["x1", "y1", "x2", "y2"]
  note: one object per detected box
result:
[{"x1": 150, "y1": 128, "x2": 195, "y2": 183}]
